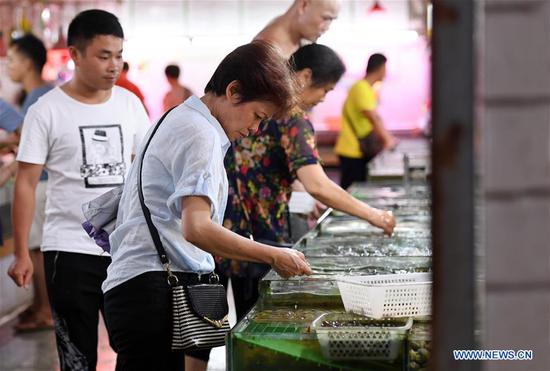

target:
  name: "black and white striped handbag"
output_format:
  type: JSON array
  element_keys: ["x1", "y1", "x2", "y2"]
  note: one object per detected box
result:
[
  {"x1": 136, "y1": 107, "x2": 230, "y2": 351},
  {"x1": 171, "y1": 277, "x2": 230, "y2": 349}
]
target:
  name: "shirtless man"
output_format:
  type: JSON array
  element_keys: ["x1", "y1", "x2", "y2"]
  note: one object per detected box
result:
[{"x1": 255, "y1": 0, "x2": 341, "y2": 58}]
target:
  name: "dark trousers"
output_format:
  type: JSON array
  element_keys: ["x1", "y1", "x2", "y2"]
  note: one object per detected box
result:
[
  {"x1": 44, "y1": 251, "x2": 111, "y2": 371},
  {"x1": 104, "y1": 271, "x2": 210, "y2": 371},
  {"x1": 218, "y1": 272, "x2": 260, "y2": 322},
  {"x1": 338, "y1": 155, "x2": 369, "y2": 190}
]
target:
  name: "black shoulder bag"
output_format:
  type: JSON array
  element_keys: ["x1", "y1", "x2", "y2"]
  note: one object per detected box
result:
[
  {"x1": 137, "y1": 107, "x2": 230, "y2": 351},
  {"x1": 344, "y1": 108, "x2": 384, "y2": 162}
]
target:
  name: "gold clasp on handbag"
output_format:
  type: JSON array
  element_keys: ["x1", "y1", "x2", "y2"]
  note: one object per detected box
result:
[{"x1": 203, "y1": 315, "x2": 228, "y2": 328}]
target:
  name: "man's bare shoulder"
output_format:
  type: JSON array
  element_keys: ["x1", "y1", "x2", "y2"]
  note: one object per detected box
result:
[
  {"x1": 255, "y1": 15, "x2": 283, "y2": 42},
  {"x1": 254, "y1": 18, "x2": 296, "y2": 58}
]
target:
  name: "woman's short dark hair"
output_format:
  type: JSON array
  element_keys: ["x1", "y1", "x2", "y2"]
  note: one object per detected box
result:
[
  {"x1": 68, "y1": 9, "x2": 124, "y2": 52},
  {"x1": 366, "y1": 53, "x2": 387, "y2": 74},
  {"x1": 9, "y1": 33, "x2": 47, "y2": 73},
  {"x1": 290, "y1": 44, "x2": 346, "y2": 87},
  {"x1": 205, "y1": 41, "x2": 297, "y2": 119}
]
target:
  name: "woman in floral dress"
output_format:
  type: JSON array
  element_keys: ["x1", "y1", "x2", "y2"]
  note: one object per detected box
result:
[{"x1": 218, "y1": 44, "x2": 396, "y2": 320}]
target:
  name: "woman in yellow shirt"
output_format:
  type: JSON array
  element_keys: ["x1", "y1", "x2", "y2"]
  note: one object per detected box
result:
[{"x1": 335, "y1": 53, "x2": 396, "y2": 189}]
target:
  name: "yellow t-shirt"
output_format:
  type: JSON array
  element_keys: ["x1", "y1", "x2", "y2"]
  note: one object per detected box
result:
[{"x1": 334, "y1": 79, "x2": 377, "y2": 159}]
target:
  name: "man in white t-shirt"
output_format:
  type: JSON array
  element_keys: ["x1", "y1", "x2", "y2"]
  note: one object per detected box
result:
[{"x1": 7, "y1": 9, "x2": 149, "y2": 371}]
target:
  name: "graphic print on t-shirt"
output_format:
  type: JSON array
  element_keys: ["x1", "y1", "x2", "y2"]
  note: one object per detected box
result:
[{"x1": 79, "y1": 125, "x2": 125, "y2": 188}]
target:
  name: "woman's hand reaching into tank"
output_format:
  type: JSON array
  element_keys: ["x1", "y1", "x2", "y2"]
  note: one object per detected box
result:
[
  {"x1": 368, "y1": 208, "x2": 396, "y2": 236},
  {"x1": 271, "y1": 248, "x2": 312, "y2": 278}
]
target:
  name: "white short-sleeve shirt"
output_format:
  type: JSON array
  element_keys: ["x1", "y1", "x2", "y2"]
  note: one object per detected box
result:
[
  {"x1": 103, "y1": 96, "x2": 230, "y2": 293},
  {"x1": 17, "y1": 86, "x2": 150, "y2": 255}
]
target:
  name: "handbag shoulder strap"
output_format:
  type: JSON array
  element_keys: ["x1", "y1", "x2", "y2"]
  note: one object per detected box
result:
[{"x1": 137, "y1": 106, "x2": 176, "y2": 266}]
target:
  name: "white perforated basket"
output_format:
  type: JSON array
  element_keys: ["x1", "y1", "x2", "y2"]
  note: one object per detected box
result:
[
  {"x1": 313, "y1": 313, "x2": 412, "y2": 361},
  {"x1": 337, "y1": 273, "x2": 432, "y2": 319}
]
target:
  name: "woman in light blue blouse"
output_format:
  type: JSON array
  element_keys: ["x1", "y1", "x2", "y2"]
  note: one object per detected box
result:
[{"x1": 102, "y1": 41, "x2": 311, "y2": 370}]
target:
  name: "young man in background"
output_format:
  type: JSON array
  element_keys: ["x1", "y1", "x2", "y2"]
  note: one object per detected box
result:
[
  {"x1": 8, "y1": 9, "x2": 150, "y2": 370},
  {"x1": 335, "y1": 53, "x2": 397, "y2": 189}
]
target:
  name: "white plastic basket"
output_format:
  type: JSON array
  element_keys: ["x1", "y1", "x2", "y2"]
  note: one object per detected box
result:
[
  {"x1": 337, "y1": 273, "x2": 432, "y2": 319},
  {"x1": 313, "y1": 313, "x2": 412, "y2": 361}
]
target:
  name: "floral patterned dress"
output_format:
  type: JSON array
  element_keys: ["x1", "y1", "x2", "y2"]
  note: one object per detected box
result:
[{"x1": 217, "y1": 115, "x2": 320, "y2": 277}]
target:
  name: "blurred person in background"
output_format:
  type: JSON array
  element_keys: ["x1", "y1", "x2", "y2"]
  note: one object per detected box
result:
[
  {"x1": 255, "y1": 0, "x2": 341, "y2": 58},
  {"x1": 0, "y1": 99, "x2": 21, "y2": 187},
  {"x1": 335, "y1": 53, "x2": 397, "y2": 189},
  {"x1": 116, "y1": 61, "x2": 148, "y2": 112},
  {"x1": 162, "y1": 64, "x2": 193, "y2": 111},
  {"x1": 8, "y1": 34, "x2": 53, "y2": 115},
  {"x1": 7, "y1": 10, "x2": 150, "y2": 370},
  {"x1": 7, "y1": 33, "x2": 54, "y2": 332},
  {"x1": 0, "y1": 98, "x2": 21, "y2": 146}
]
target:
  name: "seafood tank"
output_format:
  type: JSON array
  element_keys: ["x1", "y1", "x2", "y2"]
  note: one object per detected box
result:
[{"x1": 227, "y1": 182, "x2": 432, "y2": 370}]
